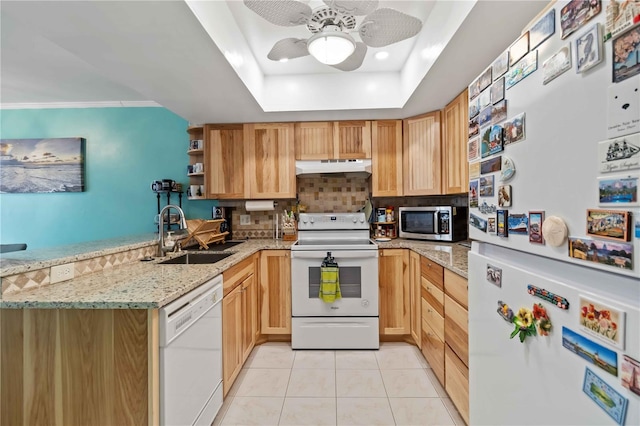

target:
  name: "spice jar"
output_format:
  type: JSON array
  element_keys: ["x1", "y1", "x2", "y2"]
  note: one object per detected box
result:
[{"x1": 386, "y1": 207, "x2": 394, "y2": 222}]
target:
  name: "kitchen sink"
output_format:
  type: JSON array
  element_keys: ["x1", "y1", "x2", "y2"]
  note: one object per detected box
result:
[
  {"x1": 159, "y1": 252, "x2": 234, "y2": 265},
  {"x1": 217, "y1": 240, "x2": 246, "y2": 250}
]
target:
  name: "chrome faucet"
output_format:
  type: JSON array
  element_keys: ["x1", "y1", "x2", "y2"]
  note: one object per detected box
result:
[{"x1": 157, "y1": 204, "x2": 188, "y2": 257}]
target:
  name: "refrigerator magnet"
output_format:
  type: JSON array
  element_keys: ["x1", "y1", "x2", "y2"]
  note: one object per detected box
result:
[
  {"x1": 508, "y1": 213, "x2": 528, "y2": 235},
  {"x1": 479, "y1": 202, "x2": 497, "y2": 215},
  {"x1": 487, "y1": 265, "x2": 502, "y2": 286},
  {"x1": 578, "y1": 295, "x2": 626, "y2": 350},
  {"x1": 598, "y1": 175, "x2": 639, "y2": 206},
  {"x1": 503, "y1": 112, "x2": 526, "y2": 145},
  {"x1": 586, "y1": 209, "x2": 631, "y2": 242},
  {"x1": 527, "y1": 284, "x2": 569, "y2": 309},
  {"x1": 489, "y1": 124, "x2": 504, "y2": 156},
  {"x1": 529, "y1": 211, "x2": 545, "y2": 244},
  {"x1": 479, "y1": 175, "x2": 495, "y2": 197},
  {"x1": 500, "y1": 156, "x2": 516, "y2": 181},
  {"x1": 497, "y1": 300, "x2": 513, "y2": 322},
  {"x1": 491, "y1": 99, "x2": 507, "y2": 124},
  {"x1": 576, "y1": 23, "x2": 603, "y2": 74},
  {"x1": 497, "y1": 209, "x2": 508, "y2": 237},
  {"x1": 498, "y1": 185, "x2": 512, "y2": 207},
  {"x1": 481, "y1": 156, "x2": 501, "y2": 174},
  {"x1": 564, "y1": 328, "x2": 619, "y2": 377},
  {"x1": 569, "y1": 236, "x2": 633, "y2": 271},
  {"x1": 541, "y1": 215, "x2": 567, "y2": 247},
  {"x1": 469, "y1": 180, "x2": 479, "y2": 207},
  {"x1": 470, "y1": 213, "x2": 488, "y2": 232},
  {"x1": 621, "y1": 355, "x2": 640, "y2": 397},
  {"x1": 583, "y1": 367, "x2": 628, "y2": 425},
  {"x1": 487, "y1": 217, "x2": 497, "y2": 234},
  {"x1": 597, "y1": 134, "x2": 640, "y2": 174}
]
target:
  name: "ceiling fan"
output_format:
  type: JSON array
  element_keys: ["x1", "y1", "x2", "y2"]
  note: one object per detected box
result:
[{"x1": 243, "y1": 0, "x2": 423, "y2": 71}]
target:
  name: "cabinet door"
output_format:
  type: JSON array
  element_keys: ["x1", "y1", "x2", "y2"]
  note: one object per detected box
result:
[
  {"x1": 403, "y1": 111, "x2": 442, "y2": 195},
  {"x1": 241, "y1": 273, "x2": 257, "y2": 362},
  {"x1": 409, "y1": 251, "x2": 421, "y2": 347},
  {"x1": 333, "y1": 121, "x2": 371, "y2": 159},
  {"x1": 442, "y1": 89, "x2": 469, "y2": 194},
  {"x1": 244, "y1": 123, "x2": 296, "y2": 199},
  {"x1": 260, "y1": 250, "x2": 291, "y2": 334},
  {"x1": 445, "y1": 294, "x2": 469, "y2": 367},
  {"x1": 371, "y1": 120, "x2": 403, "y2": 197},
  {"x1": 295, "y1": 122, "x2": 334, "y2": 160},
  {"x1": 379, "y1": 249, "x2": 410, "y2": 335},
  {"x1": 222, "y1": 286, "x2": 243, "y2": 396},
  {"x1": 421, "y1": 318, "x2": 445, "y2": 385},
  {"x1": 206, "y1": 124, "x2": 245, "y2": 199},
  {"x1": 445, "y1": 344, "x2": 470, "y2": 425}
]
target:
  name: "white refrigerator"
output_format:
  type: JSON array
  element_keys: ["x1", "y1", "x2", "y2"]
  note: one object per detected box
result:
[{"x1": 467, "y1": 2, "x2": 640, "y2": 425}]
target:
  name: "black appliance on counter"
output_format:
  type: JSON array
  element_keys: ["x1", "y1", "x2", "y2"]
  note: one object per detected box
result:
[{"x1": 213, "y1": 207, "x2": 233, "y2": 240}]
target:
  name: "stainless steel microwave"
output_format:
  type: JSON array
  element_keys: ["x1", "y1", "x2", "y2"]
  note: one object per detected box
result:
[{"x1": 399, "y1": 206, "x2": 468, "y2": 242}]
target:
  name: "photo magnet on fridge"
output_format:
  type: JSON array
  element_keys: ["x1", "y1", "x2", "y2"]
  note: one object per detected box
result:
[
  {"x1": 470, "y1": 213, "x2": 488, "y2": 232},
  {"x1": 598, "y1": 175, "x2": 639, "y2": 206},
  {"x1": 479, "y1": 175, "x2": 495, "y2": 197},
  {"x1": 490, "y1": 78, "x2": 505, "y2": 104},
  {"x1": 506, "y1": 51, "x2": 538, "y2": 89},
  {"x1": 469, "y1": 180, "x2": 479, "y2": 207},
  {"x1": 576, "y1": 23, "x2": 603, "y2": 73},
  {"x1": 503, "y1": 113, "x2": 526, "y2": 145},
  {"x1": 478, "y1": 88, "x2": 491, "y2": 110},
  {"x1": 621, "y1": 355, "x2": 640, "y2": 397},
  {"x1": 468, "y1": 137, "x2": 480, "y2": 162},
  {"x1": 492, "y1": 50, "x2": 509, "y2": 81},
  {"x1": 578, "y1": 295, "x2": 626, "y2": 350},
  {"x1": 509, "y1": 32, "x2": 529, "y2": 67},
  {"x1": 478, "y1": 66, "x2": 492, "y2": 92},
  {"x1": 486, "y1": 264, "x2": 502, "y2": 287},
  {"x1": 469, "y1": 116, "x2": 480, "y2": 138},
  {"x1": 586, "y1": 209, "x2": 631, "y2": 242},
  {"x1": 478, "y1": 106, "x2": 492, "y2": 127},
  {"x1": 507, "y1": 213, "x2": 528, "y2": 235},
  {"x1": 489, "y1": 125, "x2": 504, "y2": 155},
  {"x1": 568, "y1": 236, "x2": 633, "y2": 271},
  {"x1": 491, "y1": 100, "x2": 508, "y2": 124},
  {"x1": 498, "y1": 185, "x2": 512, "y2": 207},
  {"x1": 480, "y1": 126, "x2": 492, "y2": 158},
  {"x1": 598, "y1": 133, "x2": 640, "y2": 173},
  {"x1": 612, "y1": 24, "x2": 640, "y2": 83},
  {"x1": 487, "y1": 217, "x2": 497, "y2": 234},
  {"x1": 543, "y1": 44, "x2": 572, "y2": 85},
  {"x1": 480, "y1": 156, "x2": 501, "y2": 174},
  {"x1": 561, "y1": 0, "x2": 602, "y2": 39},
  {"x1": 497, "y1": 209, "x2": 508, "y2": 237},
  {"x1": 469, "y1": 96, "x2": 480, "y2": 119},
  {"x1": 563, "y1": 328, "x2": 618, "y2": 377},
  {"x1": 528, "y1": 211, "x2": 544, "y2": 244},
  {"x1": 607, "y1": 77, "x2": 640, "y2": 138},
  {"x1": 469, "y1": 162, "x2": 481, "y2": 179},
  {"x1": 582, "y1": 367, "x2": 628, "y2": 426},
  {"x1": 529, "y1": 8, "x2": 555, "y2": 50}
]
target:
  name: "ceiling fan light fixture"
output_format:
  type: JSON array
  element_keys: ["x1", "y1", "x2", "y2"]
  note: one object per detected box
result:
[{"x1": 307, "y1": 28, "x2": 355, "y2": 65}]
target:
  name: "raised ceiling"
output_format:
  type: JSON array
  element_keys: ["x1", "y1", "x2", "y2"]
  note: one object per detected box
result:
[{"x1": 0, "y1": 1, "x2": 546, "y2": 124}]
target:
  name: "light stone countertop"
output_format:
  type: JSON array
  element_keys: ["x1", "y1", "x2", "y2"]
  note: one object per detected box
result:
[{"x1": 0, "y1": 237, "x2": 468, "y2": 309}]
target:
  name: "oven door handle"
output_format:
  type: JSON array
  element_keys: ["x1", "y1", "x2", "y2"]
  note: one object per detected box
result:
[{"x1": 291, "y1": 250, "x2": 379, "y2": 259}]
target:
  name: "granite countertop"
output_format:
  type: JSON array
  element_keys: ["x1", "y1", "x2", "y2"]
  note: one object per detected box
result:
[
  {"x1": 0, "y1": 239, "x2": 294, "y2": 309},
  {"x1": 0, "y1": 237, "x2": 468, "y2": 309}
]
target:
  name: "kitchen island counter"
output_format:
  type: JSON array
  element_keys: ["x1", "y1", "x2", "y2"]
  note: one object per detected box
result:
[{"x1": 1, "y1": 239, "x2": 293, "y2": 309}]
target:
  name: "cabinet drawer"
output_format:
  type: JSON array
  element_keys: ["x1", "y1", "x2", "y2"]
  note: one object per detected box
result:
[
  {"x1": 444, "y1": 294, "x2": 468, "y2": 366},
  {"x1": 422, "y1": 298, "x2": 444, "y2": 341},
  {"x1": 445, "y1": 344, "x2": 469, "y2": 425},
  {"x1": 421, "y1": 276, "x2": 444, "y2": 315},
  {"x1": 421, "y1": 319, "x2": 445, "y2": 386},
  {"x1": 444, "y1": 269, "x2": 467, "y2": 309},
  {"x1": 223, "y1": 256, "x2": 254, "y2": 297},
  {"x1": 421, "y1": 257, "x2": 444, "y2": 289}
]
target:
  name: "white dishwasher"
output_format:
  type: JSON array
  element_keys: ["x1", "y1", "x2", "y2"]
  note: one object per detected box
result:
[{"x1": 159, "y1": 275, "x2": 223, "y2": 426}]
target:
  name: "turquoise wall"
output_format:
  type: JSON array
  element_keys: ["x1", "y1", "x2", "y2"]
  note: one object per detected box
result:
[{"x1": 0, "y1": 107, "x2": 217, "y2": 249}]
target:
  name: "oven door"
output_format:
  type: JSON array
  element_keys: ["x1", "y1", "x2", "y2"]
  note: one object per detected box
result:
[{"x1": 291, "y1": 249, "x2": 379, "y2": 317}]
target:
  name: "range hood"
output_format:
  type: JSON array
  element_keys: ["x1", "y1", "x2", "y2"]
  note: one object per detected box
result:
[{"x1": 295, "y1": 159, "x2": 372, "y2": 177}]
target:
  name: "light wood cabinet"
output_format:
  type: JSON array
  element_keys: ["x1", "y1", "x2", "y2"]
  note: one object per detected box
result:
[
  {"x1": 260, "y1": 250, "x2": 291, "y2": 334},
  {"x1": 409, "y1": 251, "x2": 421, "y2": 346},
  {"x1": 295, "y1": 121, "x2": 335, "y2": 160},
  {"x1": 379, "y1": 249, "x2": 410, "y2": 335},
  {"x1": 419, "y1": 257, "x2": 445, "y2": 384},
  {"x1": 222, "y1": 256, "x2": 257, "y2": 396},
  {"x1": 0, "y1": 309, "x2": 155, "y2": 426},
  {"x1": 445, "y1": 345, "x2": 470, "y2": 425},
  {"x1": 334, "y1": 120, "x2": 371, "y2": 159},
  {"x1": 295, "y1": 121, "x2": 371, "y2": 160},
  {"x1": 371, "y1": 120, "x2": 403, "y2": 197},
  {"x1": 403, "y1": 111, "x2": 442, "y2": 195},
  {"x1": 206, "y1": 124, "x2": 245, "y2": 199},
  {"x1": 444, "y1": 270, "x2": 469, "y2": 424},
  {"x1": 244, "y1": 123, "x2": 296, "y2": 199},
  {"x1": 442, "y1": 89, "x2": 469, "y2": 194}
]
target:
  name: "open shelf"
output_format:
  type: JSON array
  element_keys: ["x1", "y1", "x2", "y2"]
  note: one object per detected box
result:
[{"x1": 187, "y1": 149, "x2": 204, "y2": 155}]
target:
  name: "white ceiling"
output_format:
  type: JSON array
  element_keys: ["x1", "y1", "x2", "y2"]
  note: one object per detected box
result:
[{"x1": 0, "y1": 1, "x2": 547, "y2": 124}]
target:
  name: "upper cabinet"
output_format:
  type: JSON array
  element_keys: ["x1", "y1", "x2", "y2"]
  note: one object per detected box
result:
[
  {"x1": 244, "y1": 123, "x2": 296, "y2": 199},
  {"x1": 442, "y1": 89, "x2": 469, "y2": 195},
  {"x1": 295, "y1": 121, "x2": 371, "y2": 160},
  {"x1": 206, "y1": 124, "x2": 246, "y2": 199},
  {"x1": 403, "y1": 111, "x2": 442, "y2": 196},
  {"x1": 334, "y1": 121, "x2": 371, "y2": 159},
  {"x1": 371, "y1": 120, "x2": 403, "y2": 197}
]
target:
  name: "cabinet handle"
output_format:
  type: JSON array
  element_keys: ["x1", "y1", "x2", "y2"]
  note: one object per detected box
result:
[{"x1": 428, "y1": 308, "x2": 432, "y2": 313}]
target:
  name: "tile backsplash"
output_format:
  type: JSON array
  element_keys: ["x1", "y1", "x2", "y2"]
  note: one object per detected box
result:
[{"x1": 227, "y1": 177, "x2": 468, "y2": 239}]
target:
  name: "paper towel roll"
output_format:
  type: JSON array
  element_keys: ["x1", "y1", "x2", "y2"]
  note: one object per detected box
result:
[{"x1": 245, "y1": 200, "x2": 276, "y2": 211}]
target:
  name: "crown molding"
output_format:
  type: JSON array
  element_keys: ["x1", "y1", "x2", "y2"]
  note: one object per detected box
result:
[{"x1": 0, "y1": 101, "x2": 162, "y2": 110}]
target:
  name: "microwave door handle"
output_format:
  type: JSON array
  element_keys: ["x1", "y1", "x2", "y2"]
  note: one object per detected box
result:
[{"x1": 435, "y1": 211, "x2": 442, "y2": 234}]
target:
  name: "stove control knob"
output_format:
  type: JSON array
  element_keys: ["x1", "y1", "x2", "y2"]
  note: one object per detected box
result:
[
  {"x1": 360, "y1": 218, "x2": 365, "y2": 223},
  {"x1": 361, "y1": 299, "x2": 370, "y2": 308},
  {"x1": 352, "y1": 217, "x2": 357, "y2": 223},
  {"x1": 310, "y1": 217, "x2": 314, "y2": 223},
  {"x1": 302, "y1": 217, "x2": 307, "y2": 224}
]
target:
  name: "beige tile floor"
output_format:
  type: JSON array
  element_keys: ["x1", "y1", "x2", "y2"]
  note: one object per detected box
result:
[{"x1": 213, "y1": 342, "x2": 465, "y2": 426}]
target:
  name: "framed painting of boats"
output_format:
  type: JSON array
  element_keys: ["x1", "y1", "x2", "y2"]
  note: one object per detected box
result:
[
  {"x1": 598, "y1": 133, "x2": 640, "y2": 174},
  {"x1": 0, "y1": 138, "x2": 85, "y2": 193},
  {"x1": 587, "y1": 209, "x2": 631, "y2": 242},
  {"x1": 621, "y1": 355, "x2": 640, "y2": 397}
]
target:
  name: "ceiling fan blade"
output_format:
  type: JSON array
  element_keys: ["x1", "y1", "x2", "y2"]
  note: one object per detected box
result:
[
  {"x1": 244, "y1": 0, "x2": 312, "y2": 26},
  {"x1": 267, "y1": 38, "x2": 310, "y2": 61},
  {"x1": 359, "y1": 8, "x2": 422, "y2": 48},
  {"x1": 330, "y1": 42, "x2": 367, "y2": 71},
  {"x1": 322, "y1": 0, "x2": 379, "y2": 16}
]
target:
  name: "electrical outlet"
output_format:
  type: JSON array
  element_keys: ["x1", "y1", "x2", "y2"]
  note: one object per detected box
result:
[
  {"x1": 240, "y1": 214, "x2": 251, "y2": 226},
  {"x1": 51, "y1": 263, "x2": 75, "y2": 284}
]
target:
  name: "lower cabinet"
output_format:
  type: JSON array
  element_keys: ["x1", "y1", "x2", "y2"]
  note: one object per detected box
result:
[
  {"x1": 379, "y1": 249, "x2": 410, "y2": 335},
  {"x1": 420, "y1": 258, "x2": 445, "y2": 384},
  {"x1": 222, "y1": 256, "x2": 257, "y2": 396},
  {"x1": 260, "y1": 250, "x2": 291, "y2": 334},
  {"x1": 409, "y1": 251, "x2": 421, "y2": 346},
  {"x1": 445, "y1": 345, "x2": 470, "y2": 425}
]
